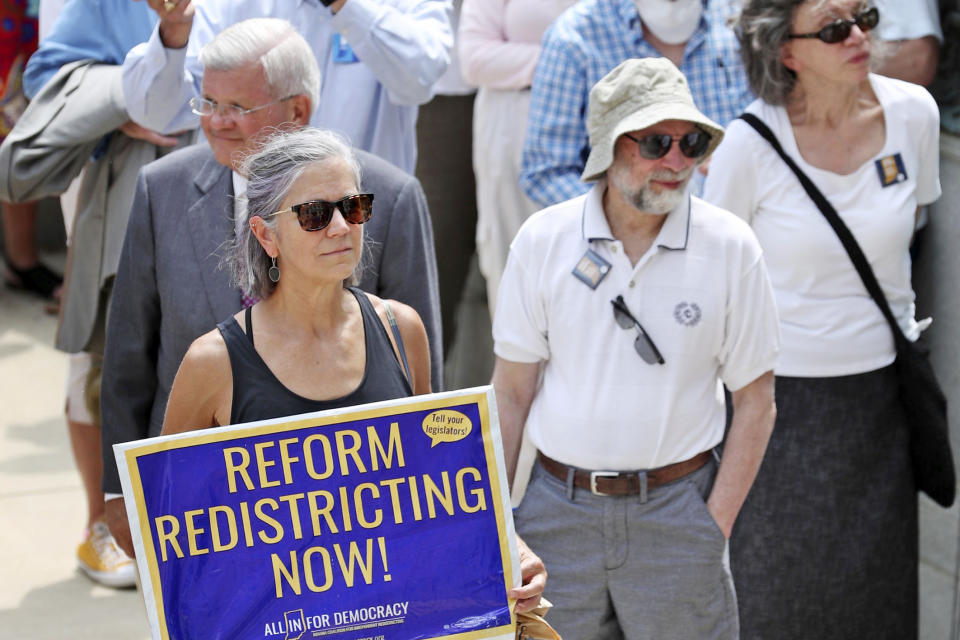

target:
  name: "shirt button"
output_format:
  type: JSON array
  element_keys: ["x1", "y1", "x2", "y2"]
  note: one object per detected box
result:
[
  {"x1": 611, "y1": 245, "x2": 618, "y2": 253},
  {"x1": 629, "y1": 281, "x2": 636, "y2": 288}
]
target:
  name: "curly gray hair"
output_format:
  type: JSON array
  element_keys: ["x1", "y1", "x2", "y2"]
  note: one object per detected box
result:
[{"x1": 228, "y1": 128, "x2": 365, "y2": 299}]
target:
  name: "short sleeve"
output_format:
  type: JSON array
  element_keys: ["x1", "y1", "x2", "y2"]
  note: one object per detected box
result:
[
  {"x1": 492, "y1": 230, "x2": 550, "y2": 363},
  {"x1": 702, "y1": 118, "x2": 761, "y2": 224},
  {"x1": 913, "y1": 87, "x2": 941, "y2": 206},
  {"x1": 717, "y1": 237, "x2": 780, "y2": 391}
]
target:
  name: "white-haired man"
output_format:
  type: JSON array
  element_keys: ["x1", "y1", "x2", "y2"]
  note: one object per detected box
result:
[
  {"x1": 123, "y1": 0, "x2": 451, "y2": 174},
  {"x1": 101, "y1": 18, "x2": 442, "y2": 557},
  {"x1": 493, "y1": 58, "x2": 779, "y2": 638}
]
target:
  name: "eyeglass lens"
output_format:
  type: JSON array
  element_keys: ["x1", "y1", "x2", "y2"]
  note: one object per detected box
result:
[
  {"x1": 292, "y1": 193, "x2": 374, "y2": 232},
  {"x1": 630, "y1": 130, "x2": 711, "y2": 160},
  {"x1": 611, "y1": 296, "x2": 665, "y2": 365},
  {"x1": 798, "y1": 7, "x2": 879, "y2": 43}
]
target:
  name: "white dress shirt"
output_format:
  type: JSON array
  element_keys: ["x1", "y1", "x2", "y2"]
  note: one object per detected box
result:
[{"x1": 122, "y1": 0, "x2": 453, "y2": 173}]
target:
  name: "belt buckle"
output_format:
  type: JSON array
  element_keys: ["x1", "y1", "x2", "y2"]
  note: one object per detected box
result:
[{"x1": 590, "y1": 471, "x2": 619, "y2": 496}]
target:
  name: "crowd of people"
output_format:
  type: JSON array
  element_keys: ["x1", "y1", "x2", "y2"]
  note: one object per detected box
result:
[{"x1": 0, "y1": 0, "x2": 953, "y2": 637}]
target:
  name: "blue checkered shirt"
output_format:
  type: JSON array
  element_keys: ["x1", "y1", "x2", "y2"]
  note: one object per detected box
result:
[{"x1": 520, "y1": 0, "x2": 753, "y2": 207}]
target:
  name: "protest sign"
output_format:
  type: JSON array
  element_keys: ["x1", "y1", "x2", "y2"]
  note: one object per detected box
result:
[{"x1": 115, "y1": 386, "x2": 519, "y2": 640}]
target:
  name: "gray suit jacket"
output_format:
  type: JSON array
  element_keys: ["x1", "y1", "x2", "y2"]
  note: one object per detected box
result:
[
  {"x1": 100, "y1": 143, "x2": 442, "y2": 493},
  {"x1": 0, "y1": 59, "x2": 188, "y2": 353}
]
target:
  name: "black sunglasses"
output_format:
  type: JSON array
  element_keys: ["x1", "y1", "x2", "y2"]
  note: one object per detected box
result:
[
  {"x1": 611, "y1": 295, "x2": 665, "y2": 365},
  {"x1": 788, "y1": 7, "x2": 879, "y2": 44},
  {"x1": 623, "y1": 129, "x2": 711, "y2": 160},
  {"x1": 266, "y1": 193, "x2": 374, "y2": 231}
]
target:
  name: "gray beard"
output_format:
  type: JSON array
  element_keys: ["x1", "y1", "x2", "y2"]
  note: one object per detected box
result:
[{"x1": 612, "y1": 166, "x2": 693, "y2": 215}]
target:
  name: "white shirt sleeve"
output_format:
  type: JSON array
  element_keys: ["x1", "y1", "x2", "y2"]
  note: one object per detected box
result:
[
  {"x1": 874, "y1": 0, "x2": 943, "y2": 42},
  {"x1": 492, "y1": 228, "x2": 550, "y2": 364},
  {"x1": 332, "y1": 0, "x2": 453, "y2": 106},
  {"x1": 914, "y1": 87, "x2": 942, "y2": 205},
  {"x1": 702, "y1": 118, "x2": 762, "y2": 224},
  {"x1": 121, "y1": 25, "x2": 202, "y2": 134},
  {"x1": 717, "y1": 235, "x2": 780, "y2": 391}
]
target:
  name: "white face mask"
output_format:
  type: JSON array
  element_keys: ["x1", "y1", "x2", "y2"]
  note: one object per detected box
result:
[{"x1": 634, "y1": 0, "x2": 703, "y2": 45}]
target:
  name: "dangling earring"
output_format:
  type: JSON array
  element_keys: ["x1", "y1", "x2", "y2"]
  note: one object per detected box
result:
[{"x1": 268, "y1": 256, "x2": 280, "y2": 283}]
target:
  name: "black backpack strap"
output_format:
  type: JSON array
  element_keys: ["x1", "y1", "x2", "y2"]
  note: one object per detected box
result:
[{"x1": 738, "y1": 112, "x2": 906, "y2": 345}]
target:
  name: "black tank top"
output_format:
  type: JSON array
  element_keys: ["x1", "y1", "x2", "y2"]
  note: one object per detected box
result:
[{"x1": 217, "y1": 287, "x2": 413, "y2": 424}]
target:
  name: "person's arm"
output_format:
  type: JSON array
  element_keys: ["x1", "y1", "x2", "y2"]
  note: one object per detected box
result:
[
  {"x1": 458, "y1": 0, "x2": 541, "y2": 90},
  {"x1": 518, "y1": 36, "x2": 591, "y2": 208},
  {"x1": 384, "y1": 300, "x2": 432, "y2": 395},
  {"x1": 161, "y1": 329, "x2": 232, "y2": 434},
  {"x1": 491, "y1": 357, "x2": 540, "y2": 486},
  {"x1": 122, "y1": 0, "x2": 203, "y2": 133},
  {"x1": 875, "y1": 36, "x2": 940, "y2": 86},
  {"x1": 330, "y1": 0, "x2": 452, "y2": 106},
  {"x1": 706, "y1": 371, "x2": 776, "y2": 538},
  {"x1": 511, "y1": 534, "x2": 547, "y2": 613}
]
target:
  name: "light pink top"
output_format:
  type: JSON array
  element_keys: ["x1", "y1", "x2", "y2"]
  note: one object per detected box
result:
[{"x1": 458, "y1": 0, "x2": 578, "y2": 90}]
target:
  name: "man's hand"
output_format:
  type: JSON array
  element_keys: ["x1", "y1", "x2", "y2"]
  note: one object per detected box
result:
[
  {"x1": 119, "y1": 121, "x2": 181, "y2": 147},
  {"x1": 105, "y1": 497, "x2": 135, "y2": 558},
  {"x1": 509, "y1": 535, "x2": 547, "y2": 613},
  {"x1": 140, "y1": 0, "x2": 195, "y2": 49}
]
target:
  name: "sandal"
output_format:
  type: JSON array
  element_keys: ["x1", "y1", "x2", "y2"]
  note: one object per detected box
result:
[{"x1": 3, "y1": 258, "x2": 63, "y2": 300}]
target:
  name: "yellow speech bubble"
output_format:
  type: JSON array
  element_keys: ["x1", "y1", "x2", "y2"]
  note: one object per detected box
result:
[{"x1": 421, "y1": 410, "x2": 473, "y2": 447}]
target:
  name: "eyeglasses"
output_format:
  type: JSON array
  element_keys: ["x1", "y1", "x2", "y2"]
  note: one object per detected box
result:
[
  {"x1": 788, "y1": 7, "x2": 879, "y2": 44},
  {"x1": 265, "y1": 193, "x2": 374, "y2": 232},
  {"x1": 611, "y1": 295, "x2": 665, "y2": 365},
  {"x1": 189, "y1": 95, "x2": 294, "y2": 119},
  {"x1": 623, "y1": 129, "x2": 711, "y2": 160}
]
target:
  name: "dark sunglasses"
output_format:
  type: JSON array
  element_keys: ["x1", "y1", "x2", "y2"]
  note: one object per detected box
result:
[
  {"x1": 788, "y1": 7, "x2": 879, "y2": 44},
  {"x1": 611, "y1": 295, "x2": 665, "y2": 365},
  {"x1": 623, "y1": 129, "x2": 711, "y2": 160},
  {"x1": 266, "y1": 193, "x2": 374, "y2": 231}
]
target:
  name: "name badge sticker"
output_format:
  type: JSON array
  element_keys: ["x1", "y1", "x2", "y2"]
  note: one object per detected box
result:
[
  {"x1": 572, "y1": 248, "x2": 611, "y2": 289},
  {"x1": 332, "y1": 33, "x2": 360, "y2": 64},
  {"x1": 875, "y1": 153, "x2": 908, "y2": 188}
]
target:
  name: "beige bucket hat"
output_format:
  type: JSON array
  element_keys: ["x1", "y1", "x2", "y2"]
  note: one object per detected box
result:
[{"x1": 581, "y1": 57, "x2": 725, "y2": 183}]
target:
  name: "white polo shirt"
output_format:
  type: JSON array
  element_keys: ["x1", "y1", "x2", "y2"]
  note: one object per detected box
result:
[{"x1": 493, "y1": 182, "x2": 779, "y2": 471}]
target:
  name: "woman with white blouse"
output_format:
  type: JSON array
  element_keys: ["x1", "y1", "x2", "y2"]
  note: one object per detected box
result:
[
  {"x1": 458, "y1": 0, "x2": 578, "y2": 315},
  {"x1": 703, "y1": 0, "x2": 940, "y2": 638}
]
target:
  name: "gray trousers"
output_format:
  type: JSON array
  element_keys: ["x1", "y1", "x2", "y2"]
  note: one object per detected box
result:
[{"x1": 515, "y1": 457, "x2": 738, "y2": 640}]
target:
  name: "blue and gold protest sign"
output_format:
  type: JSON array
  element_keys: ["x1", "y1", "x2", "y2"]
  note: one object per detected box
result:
[{"x1": 115, "y1": 387, "x2": 519, "y2": 640}]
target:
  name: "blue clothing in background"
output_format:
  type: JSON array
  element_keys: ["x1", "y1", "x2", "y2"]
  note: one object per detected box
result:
[
  {"x1": 23, "y1": 0, "x2": 156, "y2": 98},
  {"x1": 519, "y1": 0, "x2": 752, "y2": 208}
]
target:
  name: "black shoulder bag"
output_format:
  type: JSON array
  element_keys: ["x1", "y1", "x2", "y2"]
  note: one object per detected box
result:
[{"x1": 739, "y1": 112, "x2": 956, "y2": 507}]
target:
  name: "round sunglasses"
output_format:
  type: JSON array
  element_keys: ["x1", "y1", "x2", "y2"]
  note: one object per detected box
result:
[
  {"x1": 623, "y1": 129, "x2": 711, "y2": 160},
  {"x1": 788, "y1": 6, "x2": 879, "y2": 44},
  {"x1": 265, "y1": 193, "x2": 374, "y2": 231}
]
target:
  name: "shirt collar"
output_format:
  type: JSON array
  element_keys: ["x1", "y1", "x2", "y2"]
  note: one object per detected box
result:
[{"x1": 582, "y1": 179, "x2": 691, "y2": 252}]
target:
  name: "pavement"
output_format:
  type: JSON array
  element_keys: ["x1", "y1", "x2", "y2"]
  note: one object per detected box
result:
[{"x1": 2, "y1": 243, "x2": 959, "y2": 639}]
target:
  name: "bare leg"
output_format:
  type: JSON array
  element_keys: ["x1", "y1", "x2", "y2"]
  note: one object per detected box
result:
[
  {"x1": 2, "y1": 201, "x2": 40, "y2": 268},
  {"x1": 67, "y1": 416, "x2": 106, "y2": 528}
]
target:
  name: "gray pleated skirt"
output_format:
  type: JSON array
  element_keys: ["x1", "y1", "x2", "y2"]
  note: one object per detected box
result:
[{"x1": 731, "y1": 365, "x2": 917, "y2": 639}]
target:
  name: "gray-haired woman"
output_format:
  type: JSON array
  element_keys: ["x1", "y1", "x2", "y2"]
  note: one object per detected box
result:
[
  {"x1": 703, "y1": 0, "x2": 940, "y2": 638},
  {"x1": 161, "y1": 127, "x2": 431, "y2": 431}
]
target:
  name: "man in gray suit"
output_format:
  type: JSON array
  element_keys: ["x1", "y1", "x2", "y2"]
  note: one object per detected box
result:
[{"x1": 101, "y1": 18, "x2": 442, "y2": 555}]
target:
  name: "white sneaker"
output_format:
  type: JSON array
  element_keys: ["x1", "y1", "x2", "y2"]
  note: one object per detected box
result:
[{"x1": 76, "y1": 520, "x2": 136, "y2": 588}]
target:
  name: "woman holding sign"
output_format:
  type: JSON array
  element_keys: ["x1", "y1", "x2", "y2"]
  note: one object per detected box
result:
[
  {"x1": 161, "y1": 127, "x2": 546, "y2": 614},
  {"x1": 162, "y1": 127, "x2": 431, "y2": 429}
]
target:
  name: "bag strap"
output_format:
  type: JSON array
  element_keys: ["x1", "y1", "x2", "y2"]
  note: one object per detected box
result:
[
  {"x1": 383, "y1": 300, "x2": 413, "y2": 386},
  {"x1": 738, "y1": 112, "x2": 907, "y2": 346}
]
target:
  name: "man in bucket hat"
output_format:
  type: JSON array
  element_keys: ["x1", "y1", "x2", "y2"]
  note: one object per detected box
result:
[{"x1": 492, "y1": 58, "x2": 779, "y2": 639}]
